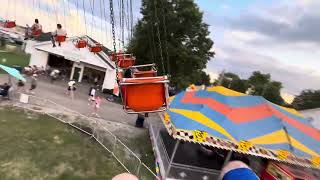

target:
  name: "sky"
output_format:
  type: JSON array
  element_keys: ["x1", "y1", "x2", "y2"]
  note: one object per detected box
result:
[
  {"x1": 1, "y1": 0, "x2": 319, "y2": 102},
  {"x1": 195, "y1": 0, "x2": 320, "y2": 102}
]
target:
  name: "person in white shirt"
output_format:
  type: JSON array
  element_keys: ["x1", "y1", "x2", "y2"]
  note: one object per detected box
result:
[{"x1": 51, "y1": 24, "x2": 67, "y2": 47}]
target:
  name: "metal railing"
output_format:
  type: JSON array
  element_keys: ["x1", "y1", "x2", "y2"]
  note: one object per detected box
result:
[
  {"x1": 13, "y1": 93, "x2": 156, "y2": 180},
  {"x1": 149, "y1": 122, "x2": 220, "y2": 180}
]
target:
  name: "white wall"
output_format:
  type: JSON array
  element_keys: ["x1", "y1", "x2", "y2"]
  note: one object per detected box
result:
[
  {"x1": 300, "y1": 108, "x2": 320, "y2": 129},
  {"x1": 103, "y1": 69, "x2": 116, "y2": 90},
  {"x1": 29, "y1": 50, "x2": 49, "y2": 68}
]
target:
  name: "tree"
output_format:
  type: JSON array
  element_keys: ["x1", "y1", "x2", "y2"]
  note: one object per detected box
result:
[
  {"x1": 215, "y1": 71, "x2": 285, "y2": 105},
  {"x1": 215, "y1": 72, "x2": 248, "y2": 93},
  {"x1": 128, "y1": 0, "x2": 214, "y2": 90},
  {"x1": 292, "y1": 90, "x2": 320, "y2": 110},
  {"x1": 247, "y1": 71, "x2": 284, "y2": 105}
]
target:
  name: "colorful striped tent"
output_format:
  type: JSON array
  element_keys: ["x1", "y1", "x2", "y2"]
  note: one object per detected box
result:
[{"x1": 163, "y1": 86, "x2": 320, "y2": 169}]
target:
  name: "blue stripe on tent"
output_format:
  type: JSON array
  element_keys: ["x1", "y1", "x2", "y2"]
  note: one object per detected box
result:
[
  {"x1": 168, "y1": 110, "x2": 230, "y2": 140},
  {"x1": 258, "y1": 143, "x2": 291, "y2": 152},
  {"x1": 282, "y1": 122, "x2": 320, "y2": 155},
  {"x1": 292, "y1": 147, "x2": 313, "y2": 158},
  {"x1": 196, "y1": 90, "x2": 266, "y2": 107},
  {"x1": 199, "y1": 106, "x2": 284, "y2": 140},
  {"x1": 270, "y1": 103, "x2": 312, "y2": 127}
]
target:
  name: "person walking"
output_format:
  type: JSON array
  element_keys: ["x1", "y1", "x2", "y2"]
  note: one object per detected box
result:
[
  {"x1": 66, "y1": 80, "x2": 76, "y2": 100},
  {"x1": 29, "y1": 74, "x2": 37, "y2": 94},
  {"x1": 17, "y1": 80, "x2": 25, "y2": 92},
  {"x1": 92, "y1": 96, "x2": 102, "y2": 117},
  {"x1": 88, "y1": 86, "x2": 96, "y2": 105}
]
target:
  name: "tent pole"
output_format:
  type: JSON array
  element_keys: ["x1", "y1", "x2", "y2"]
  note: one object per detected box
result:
[
  {"x1": 166, "y1": 140, "x2": 180, "y2": 178},
  {"x1": 219, "y1": 150, "x2": 233, "y2": 178},
  {"x1": 222, "y1": 151, "x2": 232, "y2": 167}
]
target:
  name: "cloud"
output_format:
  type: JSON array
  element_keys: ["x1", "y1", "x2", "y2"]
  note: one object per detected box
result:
[
  {"x1": 229, "y1": 0, "x2": 320, "y2": 45},
  {"x1": 207, "y1": 46, "x2": 320, "y2": 94}
]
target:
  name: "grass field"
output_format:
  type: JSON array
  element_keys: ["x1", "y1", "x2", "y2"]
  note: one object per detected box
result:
[
  {"x1": 0, "y1": 107, "x2": 125, "y2": 180},
  {"x1": 0, "y1": 50, "x2": 30, "y2": 68}
]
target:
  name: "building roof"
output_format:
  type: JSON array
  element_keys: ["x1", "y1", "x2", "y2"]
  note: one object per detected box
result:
[{"x1": 32, "y1": 35, "x2": 115, "y2": 70}]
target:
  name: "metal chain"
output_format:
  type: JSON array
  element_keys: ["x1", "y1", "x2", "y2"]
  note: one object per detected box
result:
[
  {"x1": 159, "y1": 0, "x2": 170, "y2": 75},
  {"x1": 63, "y1": 0, "x2": 67, "y2": 30},
  {"x1": 121, "y1": 0, "x2": 125, "y2": 48},
  {"x1": 83, "y1": 0, "x2": 88, "y2": 35},
  {"x1": 109, "y1": 0, "x2": 119, "y2": 81},
  {"x1": 130, "y1": 0, "x2": 133, "y2": 39},
  {"x1": 153, "y1": 0, "x2": 166, "y2": 75},
  {"x1": 109, "y1": 0, "x2": 117, "y2": 53}
]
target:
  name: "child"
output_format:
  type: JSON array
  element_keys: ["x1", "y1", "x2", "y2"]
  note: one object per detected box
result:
[
  {"x1": 88, "y1": 86, "x2": 96, "y2": 105},
  {"x1": 92, "y1": 96, "x2": 101, "y2": 117}
]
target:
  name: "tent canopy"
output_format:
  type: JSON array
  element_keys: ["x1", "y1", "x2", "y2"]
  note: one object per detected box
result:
[
  {"x1": 0, "y1": 64, "x2": 26, "y2": 82},
  {"x1": 164, "y1": 86, "x2": 320, "y2": 169}
]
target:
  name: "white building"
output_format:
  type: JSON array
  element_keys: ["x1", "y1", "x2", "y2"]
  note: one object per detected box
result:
[
  {"x1": 300, "y1": 108, "x2": 320, "y2": 129},
  {"x1": 24, "y1": 35, "x2": 116, "y2": 90}
]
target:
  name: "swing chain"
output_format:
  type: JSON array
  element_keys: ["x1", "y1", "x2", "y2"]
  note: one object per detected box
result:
[
  {"x1": 153, "y1": 0, "x2": 166, "y2": 75},
  {"x1": 109, "y1": 0, "x2": 117, "y2": 53},
  {"x1": 109, "y1": 0, "x2": 119, "y2": 82}
]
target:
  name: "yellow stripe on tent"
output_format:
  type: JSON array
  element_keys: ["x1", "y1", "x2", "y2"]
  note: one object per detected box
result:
[
  {"x1": 279, "y1": 106, "x2": 304, "y2": 118},
  {"x1": 289, "y1": 136, "x2": 319, "y2": 157},
  {"x1": 248, "y1": 130, "x2": 289, "y2": 145},
  {"x1": 248, "y1": 130, "x2": 319, "y2": 157},
  {"x1": 170, "y1": 108, "x2": 235, "y2": 141},
  {"x1": 207, "y1": 86, "x2": 245, "y2": 96}
]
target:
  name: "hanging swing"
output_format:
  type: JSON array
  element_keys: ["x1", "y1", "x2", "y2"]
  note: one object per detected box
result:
[
  {"x1": 88, "y1": 42, "x2": 102, "y2": 53},
  {"x1": 110, "y1": 52, "x2": 135, "y2": 68},
  {"x1": 120, "y1": 76, "x2": 169, "y2": 113},
  {"x1": 55, "y1": 35, "x2": 66, "y2": 43},
  {"x1": 74, "y1": 38, "x2": 87, "y2": 49},
  {"x1": 107, "y1": 0, "x2": 169, "y2": 114},
  {"x1": 3, "y1": 0, "x2": 16, "y2": 28},
  {"x1": 3, "y1": 21, "x2": 16, "y2": 28},
  {"x1": 32, "y1": 29, "x2": 42, "y2": 37},
  {"x1": 131, "y1": 64, "x2": 157, "y2": 78}
]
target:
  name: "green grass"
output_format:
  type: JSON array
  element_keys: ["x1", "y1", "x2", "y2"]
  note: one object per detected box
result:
[
  {"x1": 0, "y1": 51, "x2": 30, "y2": 68},
  {"x1": 118, "y1": 130, "x2": 156, "y2": 179},
  {"x1": 0, "y1": 107, "x2": 125, "y2": 180}
]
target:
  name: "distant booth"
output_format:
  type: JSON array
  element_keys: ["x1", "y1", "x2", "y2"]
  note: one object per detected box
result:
[{"x1": 24, "y1": 35, "x2": 116, "y2": 90}]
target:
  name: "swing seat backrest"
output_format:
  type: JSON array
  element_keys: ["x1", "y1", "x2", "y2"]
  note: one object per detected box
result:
[
  {"x1": 55, "y1": 35, "x2": 66, "y2": 43},
  {"x1": 133, "y1": 70, "x2": 157, "y2": 78},
  {"x1": 117, "y1": 54, "x2": 136, "y2": 68},
  {"x1": 76, "y1": 39, "x2": 87, "y2": 48},
  {"x1": 89, "y1": 43, "x2": 102, "y2": 53},
  {"x1": 4, "y1": 21, "x2": 16, "y2": 28},
  {"x1": 120, "y1": 76, "x2": 169, "y2": 113}
]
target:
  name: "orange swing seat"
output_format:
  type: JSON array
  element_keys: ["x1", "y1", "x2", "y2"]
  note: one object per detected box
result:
[
  {"x1": 120, "y1": 76, "x2": 169, "y2": 113},
  {"x1": 109, "y1": 52, "x2": 135, "y2": 68},
  {"x1": 32, "y1": 29, "x2": 42, "y2": 37},
  {"x1": 75, "y1": 39, "x2": 87, "y2": 49},
  {"x1": 117, "y1": 54, "x2": 136, "y2": 68},
  {"x1": 131, "y1": 64, "x2": 157, "y2": 78},
  {"x1": 4, "y1": 21, "x2": 16, "y2": 28},
  {"x1": 89, "y1": 43, "x2": 102, "y2": 53},
  {"x1": 55, "y1": 35, "x2": 66, "y2": 43}
]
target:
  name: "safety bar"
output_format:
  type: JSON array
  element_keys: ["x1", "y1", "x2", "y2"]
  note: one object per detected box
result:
[
  {"x1": 131, "y1": 64, "x2": 156, "y2": 68},
  {"x1": 124, "y1": 106, "x2": 168, "y2": 114}
]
